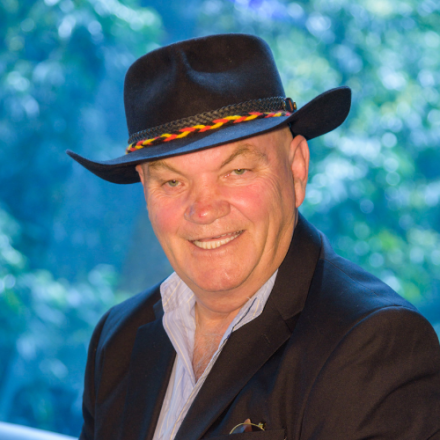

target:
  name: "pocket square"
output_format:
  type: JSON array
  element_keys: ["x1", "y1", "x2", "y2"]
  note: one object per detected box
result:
[{"x1": 230, "y1": 419, "x2": 266, "y2": 434}]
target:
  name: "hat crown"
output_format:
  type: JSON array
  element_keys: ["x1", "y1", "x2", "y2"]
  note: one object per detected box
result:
[{"x1": 124, "y1": 34, "x2": 285, "y2": 137}]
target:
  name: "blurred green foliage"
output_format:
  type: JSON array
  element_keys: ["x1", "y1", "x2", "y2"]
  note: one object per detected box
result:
[
  {"x1": 0, "y1": 0, "x2": 162, "y2": 434},
  {"x1": 0, "y1": 0, "x2": 439, "y2": 435},
  {"x1": 0, "y1": 207, "x2": 126, "y2": 432},
  {"x1": 0, "y1": 0, "x2": 163, "y2": 282}
]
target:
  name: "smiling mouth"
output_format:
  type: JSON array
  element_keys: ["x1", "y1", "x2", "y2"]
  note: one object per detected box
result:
[{"x1": 192, "y1": 231, "x2": 243, "y2": 250}]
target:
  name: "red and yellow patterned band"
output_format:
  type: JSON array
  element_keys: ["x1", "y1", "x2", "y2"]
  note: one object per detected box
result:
[{"x1": 126, "y1": 111, "x2": 291, "y2": 154}]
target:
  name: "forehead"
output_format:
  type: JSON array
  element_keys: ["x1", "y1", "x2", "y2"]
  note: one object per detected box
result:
[{"x1": 145, "y1": 126, "x2": 291, "y2": 172}]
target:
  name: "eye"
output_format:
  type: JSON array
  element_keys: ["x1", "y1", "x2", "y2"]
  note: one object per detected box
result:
[
  {"x1": 166, "y1": 179, "x2": 179, "y2": 187},
  {"x1": 233, "y1": 169, "x2": 246, "y2": 175}
]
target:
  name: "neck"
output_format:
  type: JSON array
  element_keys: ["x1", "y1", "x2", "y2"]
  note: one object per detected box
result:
[
  {"x1": 194, "y1": 300, "x2": 241, "y2": 335},
  {"x1": 192, "y1": 302, "x2": 234, "y2": 381}
]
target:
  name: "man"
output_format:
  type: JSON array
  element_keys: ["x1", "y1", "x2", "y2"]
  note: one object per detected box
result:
[{"x1": 68, "y1": 34, "x2": 440, "y2": 440}]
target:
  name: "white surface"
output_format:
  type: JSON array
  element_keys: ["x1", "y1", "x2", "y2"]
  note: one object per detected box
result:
[{"x1": 0, "y1": 422, "x2": 76, "y2": 440}]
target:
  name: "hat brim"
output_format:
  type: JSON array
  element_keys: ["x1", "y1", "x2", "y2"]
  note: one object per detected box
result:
[{"x1": 67, "y1": 86, "x2": 351, "y2": 184}]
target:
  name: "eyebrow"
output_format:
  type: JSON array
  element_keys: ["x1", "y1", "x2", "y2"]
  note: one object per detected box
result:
[
  {"x1": 220, "y1": 145, "x2": 268, "y2": 168},
  {"x1": 147, "y1": 160, "x2": 183, "y2": 175}
]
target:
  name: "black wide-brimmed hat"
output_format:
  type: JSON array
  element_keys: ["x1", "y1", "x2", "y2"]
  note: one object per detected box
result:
[{"x1": 67, "y1": 33, "x2": 351, "y2": 184}]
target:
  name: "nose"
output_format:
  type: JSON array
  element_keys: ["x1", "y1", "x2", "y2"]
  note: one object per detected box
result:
[{"x1": 184, "y1": 191, "x2": 230, "y2": 225}]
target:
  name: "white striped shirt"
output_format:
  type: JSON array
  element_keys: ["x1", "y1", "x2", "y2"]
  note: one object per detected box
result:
[{"x1": 152, "y1": 270, "x2": 277, "y2": 440}]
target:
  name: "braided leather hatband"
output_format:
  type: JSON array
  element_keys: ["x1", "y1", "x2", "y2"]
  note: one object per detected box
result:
[{"x1": 126, "y1": 96, "x2": 296, "y2": 153}]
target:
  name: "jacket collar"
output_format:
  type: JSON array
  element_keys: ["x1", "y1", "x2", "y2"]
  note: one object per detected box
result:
[
  {"x1": 270, "y1": 212, "x2": 322, "y2": 324},
  {"x1": 119, "y1": 299, "x2": 176, "y2": 440}
]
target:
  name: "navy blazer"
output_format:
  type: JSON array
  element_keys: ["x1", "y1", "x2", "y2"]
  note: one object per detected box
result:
[{"x1": 80, "y1": 215, "x2": 440, "y2": 440}]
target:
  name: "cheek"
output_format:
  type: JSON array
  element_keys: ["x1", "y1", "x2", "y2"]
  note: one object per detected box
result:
[
  {"x1": 147, "y1": 197, "x2": 183, "y2": 240},
  {"x1": 226, "y1": 177, "x2": 288, "y2": 221}
]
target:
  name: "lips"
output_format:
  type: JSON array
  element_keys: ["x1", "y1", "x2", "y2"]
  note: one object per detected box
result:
[{"x1": 192, "y1": 231, "x2": 243, "y2": 250}]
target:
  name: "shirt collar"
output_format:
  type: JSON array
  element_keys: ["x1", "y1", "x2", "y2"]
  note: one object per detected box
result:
[{"x1": 160, "y1": 270, "x2": 278, "y2": 332}]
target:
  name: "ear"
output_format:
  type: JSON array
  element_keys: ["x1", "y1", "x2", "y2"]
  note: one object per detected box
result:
[
  {"x1": 135, "y1": 164, "x2": 145, "y2": 185},
  {"x1": 289, "y1": 135, "x2": 310, "y2": 208}
]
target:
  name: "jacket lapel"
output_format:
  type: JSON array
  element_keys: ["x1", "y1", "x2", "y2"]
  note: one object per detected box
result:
[
  {"x1": 119, "y1": 301, "x2": 176, "y2": 440},
  {"x1": 174, "y1": 214, "x2": 322, "y2": 440},
  {"x1": 174, "y1": 301, "x2": 293, "y2": 440}
]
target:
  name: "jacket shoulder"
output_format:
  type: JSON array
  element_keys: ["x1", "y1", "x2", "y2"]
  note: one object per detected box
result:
[
  {"x1": 300, "y1": 238, "x2": 440, "y2": 438},
  {"x1": 80, "y1": 281, "x2": 164, "y2": 439},
  {"x1": 98, "y1": 281, "x2": 163, "y2": 348},
  {"x1": 293, "y1": 231, "x2": 432, "y2": 373},
  {"x1": 310, "y1": 233, "x2": 417, "y2": 325},
  {"x1": 294, "y1": 232, "x2": 440, "y2": 438}
]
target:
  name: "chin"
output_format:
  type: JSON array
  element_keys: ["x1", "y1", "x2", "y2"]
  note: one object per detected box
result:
[{"x1": 185, "y1": 265, "x2": 252, "y2": 295}]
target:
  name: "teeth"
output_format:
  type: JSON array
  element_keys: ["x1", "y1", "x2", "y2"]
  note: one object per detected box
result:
[{"x1": 193, "y1": 231, "x2": 242, "y2": 250}]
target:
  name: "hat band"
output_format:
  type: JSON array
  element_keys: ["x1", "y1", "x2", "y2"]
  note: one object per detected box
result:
[
  {"x1": 126, "y1": 96, "x2": 297, "y2": 153},
  {"x1": 126, "y1": 110, "x2": 292, "y2": 153},
  {"x1": 127, "y1": 96, "x2": 295, "y2": 143}
]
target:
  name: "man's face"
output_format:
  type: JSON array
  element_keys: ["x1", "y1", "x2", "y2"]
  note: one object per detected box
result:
[{"x1": 137, "y1": 127, "x2": 309, "y2": 301}]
